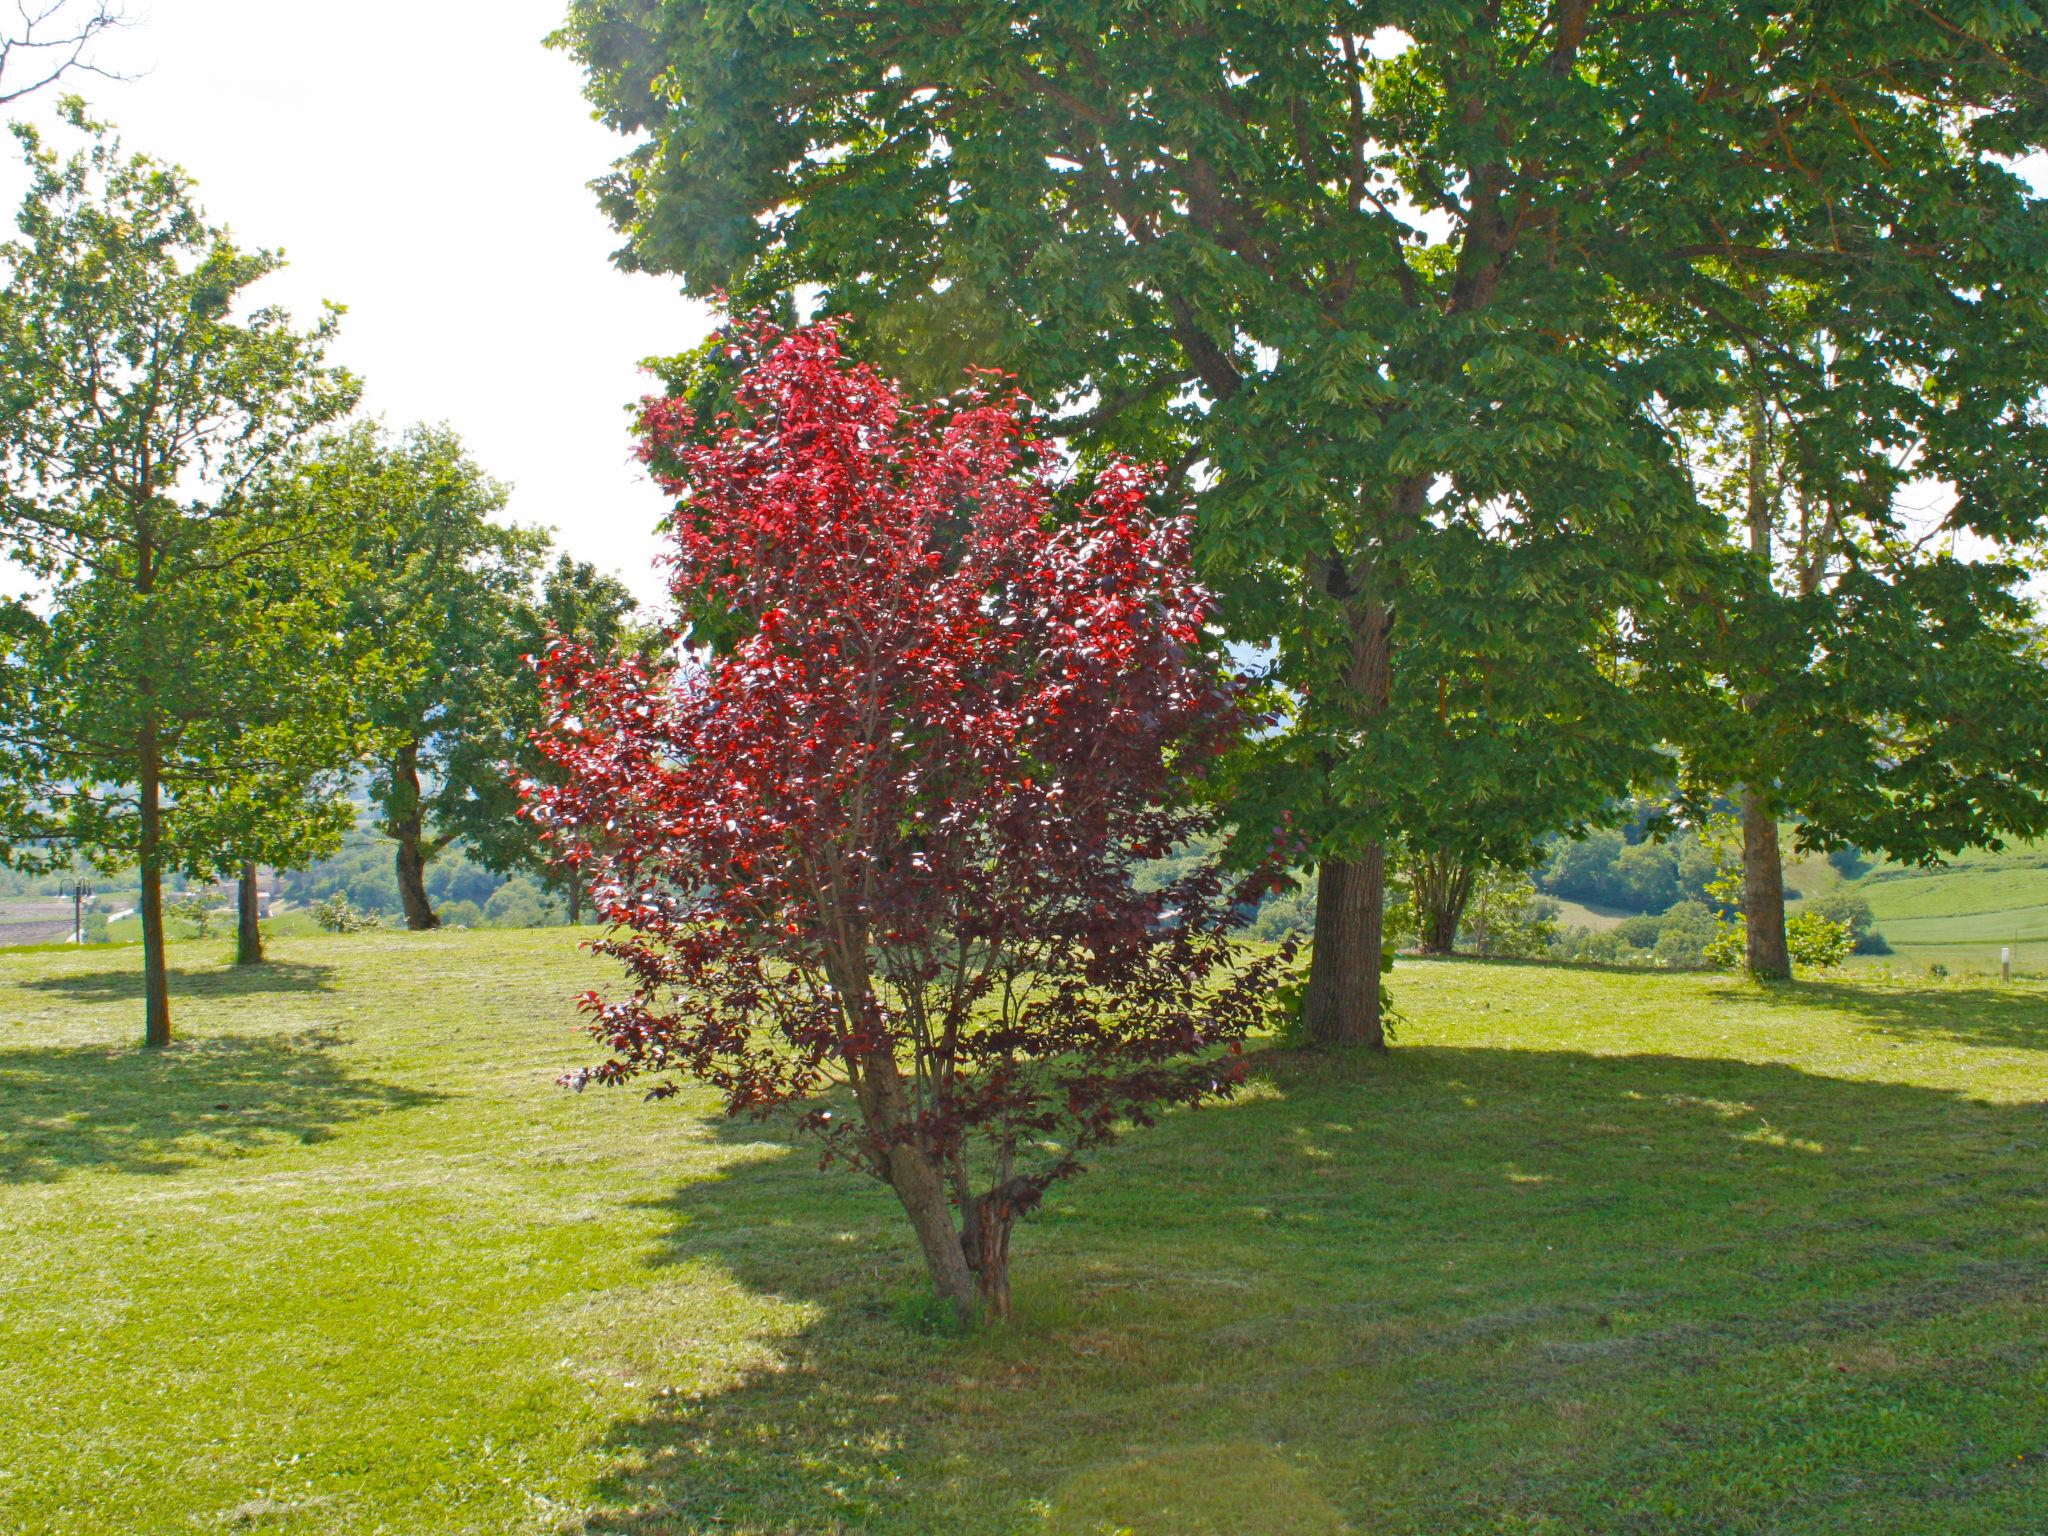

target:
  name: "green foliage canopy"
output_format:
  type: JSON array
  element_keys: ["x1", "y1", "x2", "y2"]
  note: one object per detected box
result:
[{"x1": 0, "y1": 105, "x2": 371, "y2": 1040}]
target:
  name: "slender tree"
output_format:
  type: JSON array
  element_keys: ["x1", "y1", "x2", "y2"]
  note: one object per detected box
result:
[
  {"x1": 316, "y1": 422, "x2": 548, "y2": 929},
  {"x1": 439, "y1": 554, "x2": 643, "y2": 926},
  {"x1": 531, "y1": 320, "x2": 1283, "y2": 1322},
  {"x1": 0, "y1": 107, "x2": 362, "y2": 1045}
]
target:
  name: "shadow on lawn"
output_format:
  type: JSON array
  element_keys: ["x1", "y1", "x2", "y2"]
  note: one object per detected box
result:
[
  {"x1": 577, "y1": 1044, "x2": 2048, "y2": 1535},
  {"x1": 18, "y1": 957, "x2": 336, "y2": 1002},
  {"x1": 0, "y1": 1027, "x2": 437, "y2": 1182},
  {"x1": 1732, "y1": 976, "x2": 2048, "y2": 1052}
]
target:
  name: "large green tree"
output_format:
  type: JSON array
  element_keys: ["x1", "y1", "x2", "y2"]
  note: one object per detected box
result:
[
  {"x1": 1651, "y1": 295, "x2": 2048, "y2": 977},
  {"x1": 314, "y1": 422, "x2": 549, "y2": 929},
  {"x1": 557, "y1": 1, "x2": 2046, "y2": 1044},
  {"x1": 0, "y1": 106, "x2": 367, "y2": 1044}
]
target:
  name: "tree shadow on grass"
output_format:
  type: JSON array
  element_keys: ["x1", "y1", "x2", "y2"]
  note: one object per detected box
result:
[
  {"x1": 0, "y1": 1027, "x2": 437, "y2": 1182},
  {"x1": 17, "y1": 958, "x2": 336, "y2": 1002},
  {"x1": 573, "y1": 1044, "x2": 2048, "y2": 1536},
  {"x1": 1731, "y1": 976, "x2": 2048, "y2": 1052}
]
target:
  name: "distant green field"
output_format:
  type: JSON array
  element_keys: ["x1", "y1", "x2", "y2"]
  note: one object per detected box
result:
[{"x1": 1849, "y1": 843, "x2": 2048, "y2": 974}]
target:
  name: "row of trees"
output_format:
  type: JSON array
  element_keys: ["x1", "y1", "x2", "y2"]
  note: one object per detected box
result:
[
  {"x1": 518, "y1": 4, "x2": 2048, "y2": 1318},
  {"x1": 558, "y1": 0, "x2": 2048, "y2": 1045},
  {"x1": 0, "y1": 105, "x2": 643, "y2": 1045}
]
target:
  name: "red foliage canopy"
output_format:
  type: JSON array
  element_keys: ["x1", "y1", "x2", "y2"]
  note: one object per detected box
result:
[{"x1": 527, "y1": 318, "x2": 1283, "y2": 1319}]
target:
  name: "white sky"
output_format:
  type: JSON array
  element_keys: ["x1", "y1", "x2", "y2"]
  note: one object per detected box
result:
[{"x1": 0, "y1": 0, "x2": 712, "y2": 602}]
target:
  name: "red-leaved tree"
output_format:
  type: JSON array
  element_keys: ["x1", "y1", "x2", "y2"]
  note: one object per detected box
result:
[{"x1": 527, "y1": 319, "x2": 1285, "y2": 1322}]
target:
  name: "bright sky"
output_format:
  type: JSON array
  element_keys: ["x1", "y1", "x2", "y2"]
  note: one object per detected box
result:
[{"x1": 0, "y1": 0, "x2": 712, "y2": 602}]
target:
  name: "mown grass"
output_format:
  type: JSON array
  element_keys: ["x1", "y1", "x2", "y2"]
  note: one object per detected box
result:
[{"x1": 3, "y1": 932, "x2": 2046, "y2": 1534}]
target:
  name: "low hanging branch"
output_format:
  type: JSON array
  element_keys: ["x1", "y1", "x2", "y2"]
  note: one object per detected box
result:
[{"x1": 527, "y1": 318, "x2": 1288, "y2": 1324}]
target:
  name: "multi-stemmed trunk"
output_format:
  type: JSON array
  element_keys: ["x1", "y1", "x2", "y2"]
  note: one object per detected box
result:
[
  {"x1": 1411, "y1": 850, "x2": 1478, "y2": 956},
  {"x1": 235, "y1": 861, "x2": 264, "y2": 966},
  {"x1": 847, "y1": 1039, "x2": 980, "y2": 1325},
  {"x1": 388, "y1": 740, "x2": 441, "y2": 931}
]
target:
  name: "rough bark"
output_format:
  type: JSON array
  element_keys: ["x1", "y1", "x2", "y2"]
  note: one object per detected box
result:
[
  {"x1": 235, "y1": 860, "x2": 263, "y2": 966},
  {"x1": 1303, "y1": 849, "x2": 1388, "y2": 1048},
  {"x1": 138, "y1": 722, "x2": 172, "y2": 1048},
  {"x1": 389, "y1": 741, "x2": 440, "y2": 931},
  {"x1": 1738, "y1": 378, "x2": 1790, "y2": 982},
  {"x1": 853, "y1": 1044, "x2": 977, "y2": 1324},
  {"x1": 1303, "y1": 584, "x2": 1394, "y2": 1048},
  {"x1": 1742, "y1": 789, "x2": 1791, "y2": 980},
  {"x1": 967, "y1": 1185, "x2": 1028, "y2": 1321}
]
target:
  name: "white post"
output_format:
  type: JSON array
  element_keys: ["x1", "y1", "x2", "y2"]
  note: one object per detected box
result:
[{"x1": 2001, "y1": 945, "x2": 2012, "y2": 984}]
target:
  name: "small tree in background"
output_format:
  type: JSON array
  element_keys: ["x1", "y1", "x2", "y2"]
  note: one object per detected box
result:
[
  {"x1": 439, "y1": 554, "x2": 644, "y2": 926},
  {"x1": 530, "y1": 320, "x2": 1284, "y2": 1323},
  {"x1": 317, "y1": 422, "x2": 548, "y2": 930}
]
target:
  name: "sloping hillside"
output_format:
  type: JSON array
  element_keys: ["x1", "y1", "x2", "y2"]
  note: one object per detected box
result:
[{"x1": 1852, "y1": 843, "x2": 2048, "y2": 970}]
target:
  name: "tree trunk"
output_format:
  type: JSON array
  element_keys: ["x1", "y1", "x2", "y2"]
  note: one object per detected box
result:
[
  {"x1": 389, "y1": 741, "x2": 440, "y2": 931},
  {"x1": 1737, "y1": 376, "x2": 1790, "y2": 982},
  {"x1": 1303, "y1": 848, "x2": 1387, "y2": 1048},
  {"x1": 844, "y1": 1034, "x2": 977, "y2": 1324},
  {"x1": 138, "y1": 724, "x2": 172, "y2": 1048},
  {"x1": 1742, "y1": 789, "x2": 1791, "y2": 980},
  {"x1": 567, "y1": 881, "x2": 583, "y2": 927},
  {"x1": 1303, "y1": 577, "x2": 1395, "y2": 1048},
  {"x1": 235, "y1": 860, "x2": 263, "y2": 966},
  {"x1": 1412, "y1": 851, "x2": 1477, "y2": 955}
]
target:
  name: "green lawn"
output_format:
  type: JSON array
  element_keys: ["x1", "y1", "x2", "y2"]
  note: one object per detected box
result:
[{"x1": 3, "y1": 932, "x2": 2046, "y2": 1535}]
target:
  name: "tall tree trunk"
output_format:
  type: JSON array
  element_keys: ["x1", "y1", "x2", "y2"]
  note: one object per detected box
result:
[
  {"x1": 1742, "y1": 790, "x2": 1791, "y2": 980},
  {"x1": 566, "y1": 881, "x2": 583, "y2": 927},
  {"x1": 1303, "y1": 586, "x2": 1393, "y2": 1048},
  {"x1": 1738, "y1": 374, "x2": 1790, "y2": 981},
  {"x1": 1303, "y1": 848, "x2": 1387, "y2": 1048},
  {"x1": 389, "y1": 741, "x2": 440, "y2": 931},
  {"x1": 138, "y1": 723, "x2": 172, "y2": 1048},
  {"x1": 1412, "y1": 851, "x2": 1477, "y2": 955},
  {"x1": 235, "y1": 860, "x2": 263, "y2": 966}
]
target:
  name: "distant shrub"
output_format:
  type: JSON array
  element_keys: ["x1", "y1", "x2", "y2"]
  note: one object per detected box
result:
[
  {"x1": 1549, "y1": 927, "x2": 1637, "y2": 966},
  {"x1": 483, "y1": 876, "x2": 563, "y2": 929},
  {"x1": 1806, "y1": 890, "x2": 1886, "y2": 953},
  {"x1": 1706, "y1": 909, "x2": 1857, "y2": 972},
  {"x1": 1462, "y1": 869, "x2": 1559, "y2": 958},
  {"x1": 1787, "y1": 911, "x2": 1855, "y2": 971},
  {"x1": 439, "y1": 899, "x2": 484, "y2": 930},
  {"x1": 1828, "y1": 846, "x2": 1872, "y2": 880},
  {"x1": 1652, "y1": 900, "x2": 1719, "y2": 968},
  {"x1": 1613, "y1": 912, "x2": 1665, "y2": 950},
  {"x1": 1929, "y1": 962, "x2": 1949, "y2": 979},
  {"x1": 1247, "y1": 883, "x2": 1315, "y2": 943},
  {"x1": 167, "y1": 891, "x2": 219, "y2": 939},
  {"x1": 311, "y1": 893, "x2": 381, "y2": 934}
]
